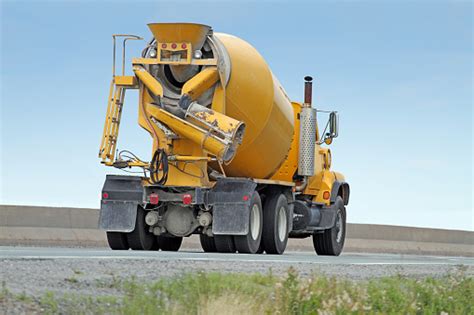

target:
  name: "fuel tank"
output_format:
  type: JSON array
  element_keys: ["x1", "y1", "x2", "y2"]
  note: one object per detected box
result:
[{"x1": 146, "y1": 23, "x2": 295, "y2": 179}]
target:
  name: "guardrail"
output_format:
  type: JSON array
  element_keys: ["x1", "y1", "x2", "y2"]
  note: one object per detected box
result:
[{"x1": 1, "y1": 205, "x2": 472, "y2": 256}]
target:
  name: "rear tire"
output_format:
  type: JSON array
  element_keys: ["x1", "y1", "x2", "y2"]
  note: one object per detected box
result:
[
  {"x1": 262, "y1": 194, "x2": 290, "y2": 255},
  {"x1": 234, "y1": 192, "x2": 263, "y2": 254},
  {"x1": 200, "y1": 234, "x2": 217, "y2": 252},
  {"x1": 106, "y1": 232, "x2": 129, "y2": 250},
  {"x1": 127, "y1": 206, "x2": 156, "y2": 250},
  {"x1": 256, "y1": 242, "x2": 265, "y2": 254},
  {"x1": 313, "y1": 196, "x2": 346, "y2": 256},
  {"x1": 158, "y1": 236, "x2": 183, "y2": 251},
  {"x1": 214, "y1": 235, "x2": 235, "y2": 253}
]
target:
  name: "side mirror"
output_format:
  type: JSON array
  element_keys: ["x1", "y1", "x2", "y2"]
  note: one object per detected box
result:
[
  {"x1": 318, "y1": 111, "x2": 339, "y2": 145},
  {"x1": 329, "y1": 112, "x2": 338, "y2": 138}
]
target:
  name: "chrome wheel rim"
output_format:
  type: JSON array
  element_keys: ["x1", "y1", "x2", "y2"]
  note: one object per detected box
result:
[
  {"x1": 250, "y1": 204, "x2": 261, "y2": 240},
  {"x1": 335, "y1": 211, "x2": 343, "y2": 243},
  {"x1": 277, "y1": 206, "x2": 287, "y2": 242}
]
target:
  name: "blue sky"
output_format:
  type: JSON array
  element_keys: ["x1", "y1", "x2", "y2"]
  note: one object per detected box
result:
[{"x1": 1, "y1": 1, "x2": 472, "y2": 230}]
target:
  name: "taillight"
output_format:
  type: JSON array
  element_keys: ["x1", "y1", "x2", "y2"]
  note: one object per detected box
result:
[
  {"x1": 243, "y1": 195, "x2": 249, "y2": 201},
  {"x1": 102, "y1": 192, "x2": 109, "y2": 199},
  {"x1": 149, "y1": 193, "x2": 159, "y2": 205},
  {"x1": 182, "y1": 194, "x2": 192, "y2": 205}
]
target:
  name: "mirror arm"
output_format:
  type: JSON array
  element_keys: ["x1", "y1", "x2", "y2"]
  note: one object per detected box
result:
[
  {"x1": 316, "y1": 111, "x2": 339, "y2": 144},
  {"x1": 317, "y1": 119, "x2": 331, "y2": 145}
]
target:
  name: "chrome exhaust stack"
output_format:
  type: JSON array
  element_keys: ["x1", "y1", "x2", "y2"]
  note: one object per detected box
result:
[{"x1": 298, "y1": 76, "x2": 316, "y2": 177}]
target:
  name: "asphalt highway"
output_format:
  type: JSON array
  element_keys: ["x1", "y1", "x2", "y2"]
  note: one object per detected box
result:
[{"x1": 1, "y1": 246, "x2": 473, "y2": 265}]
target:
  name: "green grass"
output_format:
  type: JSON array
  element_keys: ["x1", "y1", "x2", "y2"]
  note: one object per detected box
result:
[{"x1": 2, "y1": 268, "x2": 473, "y2": 314}]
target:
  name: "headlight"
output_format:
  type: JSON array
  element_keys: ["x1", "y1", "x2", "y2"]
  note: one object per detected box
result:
[
  {"x1": 326, "y1": 149, "x2": 332, "y2": 169},
  {"x1": 149, "y1": 48, "x2": 157, "y2": 58}
]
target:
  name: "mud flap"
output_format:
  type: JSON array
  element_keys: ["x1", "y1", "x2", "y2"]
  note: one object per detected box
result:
[
  {"x1": 208, "y1": 178, "x2": 257, "y2": 235},
  {"x1": 98, "y1": 175, "x2": 143, "y2": 232},
  {"x1": 99, "y1": 201, "x2": 137, "y2": 232},
  {"x1": 212, "y1": 204, "x2": 249, "y2": 235}
]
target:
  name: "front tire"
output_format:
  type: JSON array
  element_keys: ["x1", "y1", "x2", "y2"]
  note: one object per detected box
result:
[
  {"x1": 312, "y1": 196, "x2": 346, "y2": 256},
  {"x1": 106, "y1": 232, "x2": 129, "y2": 250},
  {"x1": 234, "y1": 192, "x2": 263, "y2": 254},
  {"x1": 262, "y1": 194, "x2": 290, "y2": 255},
  {"x1": 127, "y1": 206, "x2": 156, "y2": 250}
]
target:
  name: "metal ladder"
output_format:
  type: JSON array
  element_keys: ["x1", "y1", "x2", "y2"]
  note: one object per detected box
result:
[{"x1": 99, "y1": 34, "x2": 142, "y2": 165}]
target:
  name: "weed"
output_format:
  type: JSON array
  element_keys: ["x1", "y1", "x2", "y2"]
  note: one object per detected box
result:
[
  {"x1": 65, "y1": 276, "x2": 79, "y2": 284},
  {"x1": 7, "y1": 269, "x2": 473, "y2": 314},
  {"x1": 40, "y1": 291, "x2": 59, "y2": 315}
]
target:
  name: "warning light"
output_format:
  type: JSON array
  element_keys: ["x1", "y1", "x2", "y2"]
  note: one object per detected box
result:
[
  {"x1": 181, "y1": 43, "x2": 187, "y2": 49},
  {"x1": 182, "y1": 194, "x2": 192, "y2": 205},
  {"x1": 161, "y1": 43, "x2": 167, "y2": 49},
  {"x1": 171, "y1": 43, "x2": 177, "y2": 49},
  {"x1": 149, "y1": 193, "x2": 159, "y2": 205}
]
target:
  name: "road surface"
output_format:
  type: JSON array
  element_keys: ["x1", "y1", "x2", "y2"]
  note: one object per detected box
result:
[{"x1": 1, "y1": 246, "x2": 473, "y2": 265}]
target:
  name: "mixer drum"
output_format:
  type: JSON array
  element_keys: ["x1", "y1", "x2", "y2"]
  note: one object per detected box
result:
[
  {"x1": 147, "y1": 24, "x2": 295, "y2": 180},
  {"x1": 215, "y1": 34, "x2": 294, "y2": 179}
]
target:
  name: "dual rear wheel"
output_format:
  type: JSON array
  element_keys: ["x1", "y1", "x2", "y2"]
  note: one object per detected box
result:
[
  {"x1": 200, "y1": 192, "x2": 290, "y2": 255},
  {"x1": 234, "y1": 192, "x2": 263, "y2": 253},
  {"x1": 106, "y1": 206, "x2": 183, "y2": 251},
  {"x1": 262, "y1": 193, "x2": 290, "y2": 254}
]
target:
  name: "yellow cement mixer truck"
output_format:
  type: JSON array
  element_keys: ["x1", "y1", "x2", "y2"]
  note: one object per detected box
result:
[{"x1": 98, "y1": 23, "x2": 350, "y2": 255}]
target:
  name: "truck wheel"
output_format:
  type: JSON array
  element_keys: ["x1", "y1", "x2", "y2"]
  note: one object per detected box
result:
[
  {"x1": 234, "y1": 192, "x2": 263, "y2": 254},
  {"x1": 256, "y1": 242, "x2": 264, "y2": 254},
  {"x1": 199, "y1": 234, "x2": 217, "y2": 252},
  {"x1": 158, "y1": 236, "x2": 183, "y2": 251},
  {"x1": 214, "y1": 235, "x2": 235, "y2": 253},
  {"x1": 106, "y1": 232, "x2": 129, "y2": 250},
  {"x1": 127, "y1": 206, "x2": 156, "y2": 250},
  {"x1": 312, "y1": 196, "x2": 346, "y2": 256},
  {"x1": 262, "y1": 194, "x2": 289, "y2": 255},
  {"x1": 150, "y1": 238, "x2": 160, "y2": 251}
]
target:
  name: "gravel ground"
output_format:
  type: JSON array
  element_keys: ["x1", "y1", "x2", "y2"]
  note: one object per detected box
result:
[
  {"x1": 1, "y1": 246, "x2": 472, "y2": 314},
  {"x1": 2, "y1": 257, "x2": 473, "y2": 299}
]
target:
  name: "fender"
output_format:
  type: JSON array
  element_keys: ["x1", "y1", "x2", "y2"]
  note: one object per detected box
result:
[{"x1": 330, "y1": 181, "x2": 350, "y2": 205}]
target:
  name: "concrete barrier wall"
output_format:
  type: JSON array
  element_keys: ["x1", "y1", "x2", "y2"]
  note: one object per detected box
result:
[{"x1": 1, "y1": 205, "x2": 473, "y2": 256}]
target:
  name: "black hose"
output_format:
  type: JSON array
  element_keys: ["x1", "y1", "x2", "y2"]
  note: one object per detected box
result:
[{"x1": 150, "y1": 149, "x2": 168, "y2": 185}]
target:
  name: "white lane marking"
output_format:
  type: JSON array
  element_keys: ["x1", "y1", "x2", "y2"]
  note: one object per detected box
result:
[
  {"x1": 1, "y1": 247, "x2": 472, "y2": 261},
  {"x1": 1, "y1": 255, "x2": 472, "y2": 265}
]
